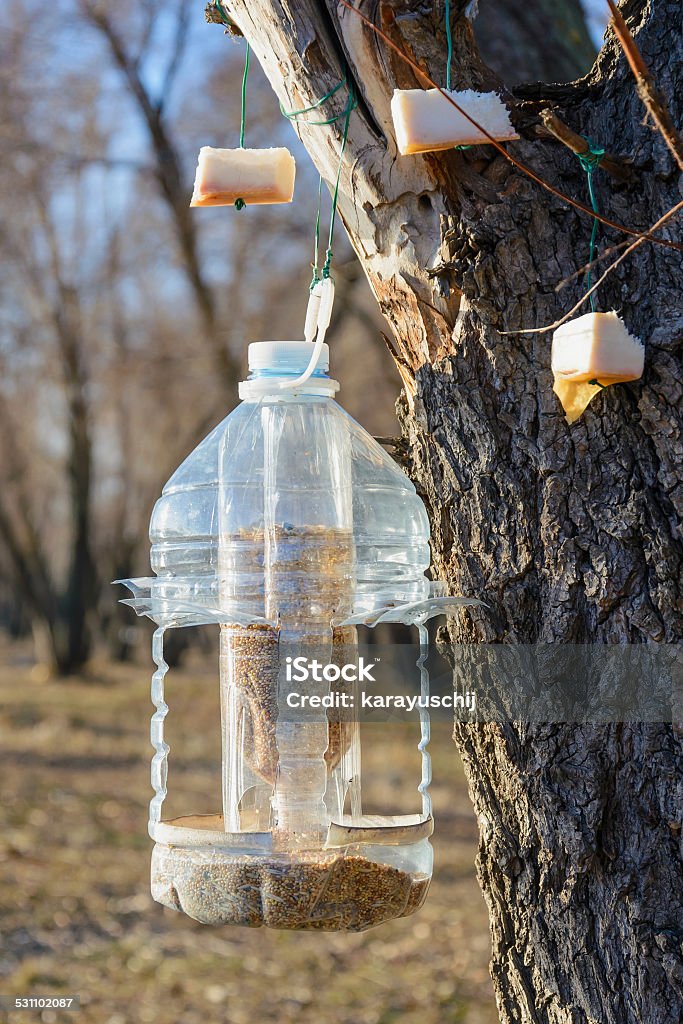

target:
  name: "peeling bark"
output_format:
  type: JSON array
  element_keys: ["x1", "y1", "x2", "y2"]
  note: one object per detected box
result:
[{"x1": 213, "y1": 2, "x2": 682, "y2": 1021}]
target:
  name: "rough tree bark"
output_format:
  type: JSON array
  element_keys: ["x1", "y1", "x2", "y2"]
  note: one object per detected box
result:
[{"x1": 213, "y1": 2, "x2": 682, "y2": 1022}]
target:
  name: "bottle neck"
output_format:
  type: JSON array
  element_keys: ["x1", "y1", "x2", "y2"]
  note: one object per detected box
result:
[{"x1": 238, "y1": 367, "x2": 340, "y2": 400}]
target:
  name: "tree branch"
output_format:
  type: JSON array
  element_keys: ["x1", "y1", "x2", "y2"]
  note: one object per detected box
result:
[
  {"x1": 158, "y1": 0, "x2": 191, "y2": 114},
  {"x1": 0, "y1": 387, "x2": 57, "y2": 622},
  {"x1": 337, "y1": 0, "x2": 681, "y2": 252},
  {"x1": 79, "y1": 0, "x2": 241, "y2": 391},
  {"x1": 538, "y1": 108, "x2": 633, "y2": 181},
  {"x1": 504, "y1": 194, "x2": 683, "y2": 335},
  {"x1": 607, "y1": 0, "x2": 683, "y2": 172}
]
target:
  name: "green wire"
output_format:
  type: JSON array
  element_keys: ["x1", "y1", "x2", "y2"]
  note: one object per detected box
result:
[
  {"x1": 445, "y1": 0, "x2": 453, "y2": 92},
  {"x1": 239, "y1": 43, "x2": 250, "y2": 148},
  {"x1": 212, "y1": 5, "x2": 249, "y2": 208},
  {"x1": 322, "y1": 84, "x2": 356, "y2": 279},
  {"x1": 213, "y1": 1, "x2": 233, "y2": 27},
  {"x1": 278, "y1": 76, "x2": 356, "y2": 281},
  {"x1": 234, "y1": 42, "x2": 250, "y2": 210},
  {"x1": 280, "y1": 80, "x2": 346, "y2": 121},
  {"x1": 585, "y1": 170, "x2": 599, "y2": 310},
  {"x1": 311, "y1": 176, "x2": 323, "y2": 287},
  {"x1": 578, "y1": 138, "x2": 605, "y2": 312}
]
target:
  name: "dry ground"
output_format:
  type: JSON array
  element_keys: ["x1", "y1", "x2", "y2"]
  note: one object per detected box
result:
[{"x1": 0, "y1": 637, "x2": 497, "y2": 1024}]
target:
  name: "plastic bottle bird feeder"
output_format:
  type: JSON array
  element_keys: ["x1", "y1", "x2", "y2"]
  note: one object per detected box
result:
[{"x1": 119, "y1": 341, "x2": 473, "y2": 931}]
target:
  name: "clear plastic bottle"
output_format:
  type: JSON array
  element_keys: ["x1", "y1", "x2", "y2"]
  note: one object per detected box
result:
[
  {"x1": 145, "y1": 341, "x2": 436, "y2": 930},
  {"x1": 219, "y1": 343, "x2": 355, "y2": 847},
  {"x1": 149, "y1": 342, "x2": 431, "y2": 623}
]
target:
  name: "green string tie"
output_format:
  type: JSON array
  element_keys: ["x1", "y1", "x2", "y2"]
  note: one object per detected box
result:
[
  {"x1": 280, "y1": 79, "x2": 347, "y2": 126},
  {"x1": 445, "y1": 0, "x2": 453, "y2": 92},
  {"x1": 234, "y1": 41, "x2": 250, "y2": 210},
  {"x1": 212, "y1": 1, "x2": 234, "y2": 28},
  {"x1": 311, "y1": 177, "x2": 323, "y2": 288},
  {"x1": 212, "y1": 5, "x2": 248, "y2": 208},
  {"x1": 280, "y1": 77, "x2": 356, "y2": 283},
  {"x1": 323, "y1": 83, "x2": 355, "y2": 279},
  {"x1": 577, "y1": 137, "x2": 605, "y2": 311}
]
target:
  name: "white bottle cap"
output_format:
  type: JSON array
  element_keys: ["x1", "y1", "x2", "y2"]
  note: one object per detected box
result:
[
  {"x1": 240, "y1": 341, "x2": 338, "y2": 399},
  {"x1": 247, "y1": 341, "x2": 330, "y2": 374}
]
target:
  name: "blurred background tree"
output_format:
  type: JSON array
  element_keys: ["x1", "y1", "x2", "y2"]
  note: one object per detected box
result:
[
  {"x1": 0, "y1": 0, "x2": 408, "y2": 674},
  {"x1": 0, "y1": 0, "x2": 600, "y2": 677}
]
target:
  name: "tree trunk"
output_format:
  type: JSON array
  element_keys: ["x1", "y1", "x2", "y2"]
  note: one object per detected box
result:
[
  {"x1": 216, "y1": 2, "x2": 682, "y2": 1021},
  {"x1": 57, "y1": 283, "x2": 96, "y2": 675},
  {"x1": 0, "y1": 252, "x2": 96, "y2": 677}
]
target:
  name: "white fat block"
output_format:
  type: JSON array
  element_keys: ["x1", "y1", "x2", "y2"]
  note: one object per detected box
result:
[
  {"x1": 552, "y1": 311, "x2": 644, "y2": 382},
  {"x1": 551, "y1": 311, "x2": 644, "y2": 423},
  {"x1": 390, "y1": 88, "x2": 518, "y2": 155},
  {"x1": 190, "y1": 146, "x2": 296, "y2": 207}
]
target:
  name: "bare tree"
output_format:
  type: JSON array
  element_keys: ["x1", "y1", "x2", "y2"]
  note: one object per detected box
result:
[
  {"x1": 0, "y1": 1, "x2": 388, "y2": 670},
  {"x1": 0, "y1": 180, "x2": 96, "y2": 674},
  {"x1": 212, "y1": 1, "x2": 682, "y2": 1022},
  {"x1": 0, "y1": 4, "x2": 214, "y2": 670},
  {"x1": 78, "y1": 0, "x2": 244, "y2": 390}
]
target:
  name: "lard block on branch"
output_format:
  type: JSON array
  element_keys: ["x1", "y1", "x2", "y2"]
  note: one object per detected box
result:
[
  {"x1": 390, "y1": 88, "x2": 518, "y2": 155},
  {"x1": 551, "y1": 311, "x2": 644, "y2": 423}
]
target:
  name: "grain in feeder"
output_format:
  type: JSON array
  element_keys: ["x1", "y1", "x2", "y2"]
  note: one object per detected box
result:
[{"x1": 119, "y1": 340, "x2": 473, "y2": 931}]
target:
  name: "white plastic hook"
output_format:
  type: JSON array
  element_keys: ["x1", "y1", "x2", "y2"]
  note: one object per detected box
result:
[
  {"x1": 280, "y1": 276, "x2": 335, "y2": 390},
  {"x1": 304, "y1": 281, "x2": 323, "y2": 345},
  {"x1": 316, "y1": 277, "x2": 335, "y2": 342}
]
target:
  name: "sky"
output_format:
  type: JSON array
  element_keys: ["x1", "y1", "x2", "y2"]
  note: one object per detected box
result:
[{"x1": 580, "y1": 0, "x2": 610, "y2": 48}]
